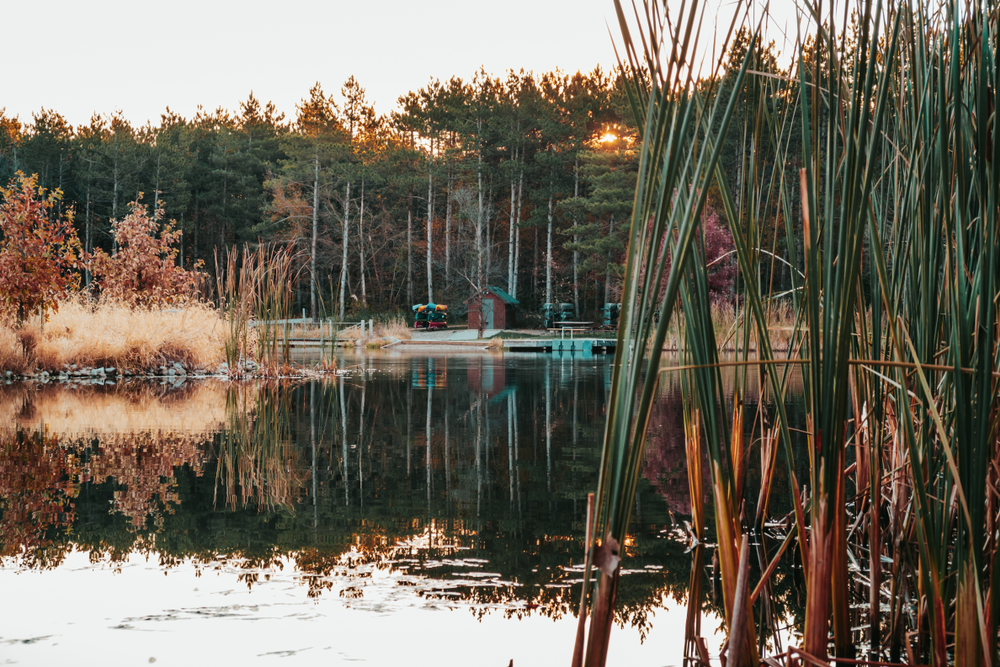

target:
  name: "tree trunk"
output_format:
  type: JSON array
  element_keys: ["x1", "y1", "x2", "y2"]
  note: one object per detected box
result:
[
  {"x1": 84, "y1": 182, "x2": 92, "y2": 288},
  {"x1": 407, "y1": 195, "x2": 414, "y2": 306},
  {"x1": 545, "y1": 172, "x2": 554, "y2": 306},
  {"x1": 152, "y1": 150, "x2": 162, "y2": 218},
  {"x1": 338, "y1": 180, "x2": 351, "y2": 321},
  {"x1": 513, "y1": 166, "x2": 523, "y2": 300},
  {"x1": 219, "y1": 161, "x2": 228, "y2": 254},
  {"x1": 111, "y1": 169, "x2": 120, "y2": 253},
  {"x1": 427, "y1": 149, "x2": 434, "y2": 303},
  {"x1": 532, "y1": 227, "x2": 539, "y2": 301},
  {"x1": 507, "y1": 149, "x2": 517, "y2": 294},
  {"x1": 311, "y1": 152, "x2": 320, "y2": 320},
  {"x1": 476, "y1": 122, "x2": 484, "y2": 291},
  {"x1": 193, "y1": 200, "x2": 199, "y2": 265},
  {"x1": 358, "y1": 178, "x2": 367, "y2": 307},
  {"x1": 604, "y1": 215, "x2": 615, "y2": 303},
  {"x1": 572, "y1": 157, "x2": 580, "y2": 317},
  {"x1": 446, "y1": 160, "x2": 452, "y2": 290}
]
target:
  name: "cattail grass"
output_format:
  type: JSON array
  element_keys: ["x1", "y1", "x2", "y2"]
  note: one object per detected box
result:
[
  {"x1": 583, "y1": 0, "x2": 1000, "y2": 664},
  {"x1": 575, "y1": 1, "x2": 757, "y2": 665},
  {"x1": 216, "y1": 243, "x2": 302, "y2": 376}
]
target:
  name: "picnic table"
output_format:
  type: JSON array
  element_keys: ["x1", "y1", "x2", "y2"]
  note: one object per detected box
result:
[{"x1": 546, "y1": 322, "x2": 594, "y2": 338}]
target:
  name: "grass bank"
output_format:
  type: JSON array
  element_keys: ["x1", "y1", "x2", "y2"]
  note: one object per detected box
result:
[
  {"x1": 0, "y1": 298, "x2": 226, "y2": 375},
  {"x1": 336, "y1": 314, "x2": 413, "y2": 347}
]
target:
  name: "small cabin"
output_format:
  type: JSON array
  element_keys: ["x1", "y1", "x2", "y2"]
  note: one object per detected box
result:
[{"x1": 466, "y1": 287, "x2": 519, "y2": 330}]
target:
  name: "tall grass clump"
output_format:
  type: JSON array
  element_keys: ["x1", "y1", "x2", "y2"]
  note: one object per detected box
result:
[
  {"x1": 584, "y1": 0, "x2": 1000, "y2": 666},
  {"x1": 572, "y1": 1, "x2": 756, "y2": 665},
  {"x1": 216, "y1": 244, "x2": 301, "y2": 376}
]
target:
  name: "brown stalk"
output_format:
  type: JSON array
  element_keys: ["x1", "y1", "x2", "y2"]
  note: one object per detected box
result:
[
  {"x1": 731, "y1": 401, "x2": 747, "y2": 514},
  {"x1": 711, "y1": 459, "x2": 759, "y2": 666},
  {"x1": 657, "y1": 357, "x2": 1000, "y2": 379},
  {"x1": 583, "y1": 570, "x2": 619, "y2": 667},
  {"x1": 803, "y1": 490, "x2": 832, "y2": 661},
  {"x1": 830, "y1": 443, "x2": 854, "y2": 660},
  {"x1": 754, "y1": 428, "x2": 779, "y2": 527},
  {"x1": 727, "y1": 534, "x2": 752, "y2": 667},
  {"x1": 956, "y1": 561, "x2": 984, "y2": 667},
  {"x1": 684, "y1": 546, "x2": 707, "y2": 666},
  {"x1": 572, "y1": 493, "x2": 596, "y2": 667},
  {"x1": 686, "y1": 410, "x2": 705, "y2": 540},
  {"x1": 869, "y1": 406, "x2": 883, "y2": 656}
]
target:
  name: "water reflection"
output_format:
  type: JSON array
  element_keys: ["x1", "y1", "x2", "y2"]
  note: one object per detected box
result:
[
  {"x1": 0, "y1": 354, "x2": 816, "y2": 649},
  {"x1": 0, "y1": 355, "x2": 709, "y2": 635},
  {"x1": 0, "y1": 383, "x2": 224, "y2": 566}
]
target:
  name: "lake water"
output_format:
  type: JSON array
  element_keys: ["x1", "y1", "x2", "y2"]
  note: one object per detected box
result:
[{"x1": 0, "y1": 349, "x2": 765, "y2": 666}]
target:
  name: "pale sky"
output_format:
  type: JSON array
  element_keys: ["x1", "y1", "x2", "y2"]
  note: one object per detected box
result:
[{"x1": 6, "y1": 0, "x2": 801, "y2": 130}]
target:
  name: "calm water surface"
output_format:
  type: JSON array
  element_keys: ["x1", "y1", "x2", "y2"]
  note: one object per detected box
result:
[{"x1": 0, "y1": 350, "x2": 740, "y2": 666}]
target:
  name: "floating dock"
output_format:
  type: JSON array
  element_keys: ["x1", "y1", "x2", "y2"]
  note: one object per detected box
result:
[{"x1": 502, "y1": 338, "x2": 617, "y2": 354}]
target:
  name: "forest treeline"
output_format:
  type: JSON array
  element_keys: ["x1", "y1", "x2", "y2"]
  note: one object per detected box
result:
[{"x1": 0, "y1": 31, "x2": 786, "y2": 320}]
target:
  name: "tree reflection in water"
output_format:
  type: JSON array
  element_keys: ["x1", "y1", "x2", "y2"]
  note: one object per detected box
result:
[{"x1": 0, "y1": 354, "x2": 806, "y2": 640}]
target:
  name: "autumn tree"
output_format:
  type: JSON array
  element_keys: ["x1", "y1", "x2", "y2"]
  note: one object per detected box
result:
[
  {"x1": 88, "y1": 198, "x2": 203, "y2": 306},
  {"x1": 0, "y1": 172, "x2": 82, "y2": 324}
]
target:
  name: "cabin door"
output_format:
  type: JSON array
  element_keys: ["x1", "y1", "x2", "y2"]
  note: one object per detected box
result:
[{"x1": 482, "y1": 299, "x2": 495, "y2": 329}]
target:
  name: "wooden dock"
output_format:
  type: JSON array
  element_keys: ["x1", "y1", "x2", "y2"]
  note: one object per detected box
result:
[{"x1": 250, "y1": 317, "x2": 370, "y2": 348}]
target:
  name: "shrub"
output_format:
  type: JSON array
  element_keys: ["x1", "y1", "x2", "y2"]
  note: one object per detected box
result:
[
  {"x1": 88, "y1": 198, "x2": 204, "y2": 306},
  {"x1": 0, "y1": 173, "x2": 82, "y2": 324}
]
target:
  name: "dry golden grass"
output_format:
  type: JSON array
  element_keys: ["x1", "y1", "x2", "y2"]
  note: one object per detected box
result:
[
  {"x1": 2, "y1": 297, "x2": 227, "y2": 373},
  {"x1": 338, "y1": 315, "x2": 412, "y2": 343},
  {"x1": 0, "y1": 326, "x2": 31, "y2": 373},
  {"x1": 377, "y1": 316, "x2": 414, "y2": 340},
  {"x1": 656, "y1": 301, "x2": 796, "y2": 352}
]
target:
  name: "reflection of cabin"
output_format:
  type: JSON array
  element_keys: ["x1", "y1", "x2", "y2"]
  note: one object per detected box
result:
[
  {"x1": 467, "y1": 287, "x2": 519, "y2": 330},
  {"x1": 468, "y1": 360, "x2": 506, "y2": 397}
]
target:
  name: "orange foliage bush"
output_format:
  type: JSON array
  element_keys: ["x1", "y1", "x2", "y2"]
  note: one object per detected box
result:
[
  {"x1": 0, "y1": 173, "x2": 81, "y2": 324},
  {"x1": 88, "y1": 198, "x2": 204, "y2": 306}
]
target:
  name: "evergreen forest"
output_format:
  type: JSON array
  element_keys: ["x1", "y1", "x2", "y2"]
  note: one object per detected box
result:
[{"x1": 0, "y1": 37, "x2": 777, "y2": 321}]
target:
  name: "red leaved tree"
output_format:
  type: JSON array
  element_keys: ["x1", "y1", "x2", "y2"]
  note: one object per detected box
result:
[
  {"x1": 0, "y1": 173, "x2": 82, "y2": 324},
  {"x1": 630, "y1": 198, "x2": 737, "y2": 306},
  {"x1": 701, "y1": 205, "x2": 737, "y2": 304},
  {"x1": 88, "y1": 198, "x2": 204, "y2": 306}
]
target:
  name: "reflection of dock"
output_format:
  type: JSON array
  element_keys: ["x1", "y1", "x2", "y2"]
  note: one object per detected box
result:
[
  {"x1": 390, "y1": 340, "x2": 491, "y2": 348},
  {"x1": 502, "y1": 338, "x2": 617, "y2": 354}
]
